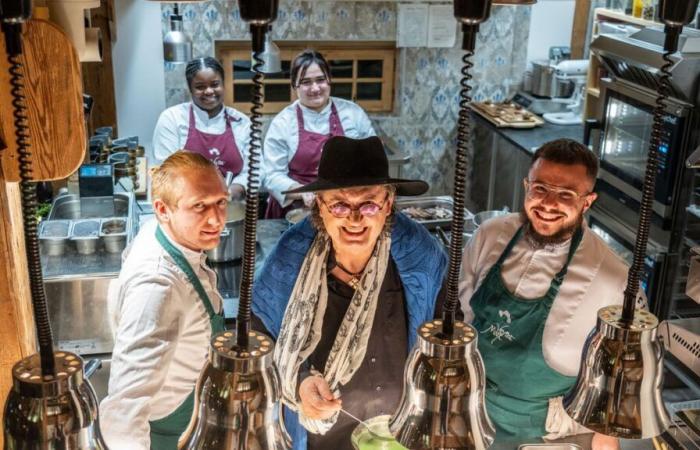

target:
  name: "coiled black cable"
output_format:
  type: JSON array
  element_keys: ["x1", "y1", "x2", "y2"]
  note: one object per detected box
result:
[
  {"x1": 442, "y1": 50, "x2": 474, "y2": 336},
  {"x1": 621, "y1": 50, "x2": 674, "y2": 323},
  {"x1": 236, "y1": 51, "x2": 265, "y2": 349},
  {"x1": 7, "y1": 47, "x2": 56, "y2": 375}
]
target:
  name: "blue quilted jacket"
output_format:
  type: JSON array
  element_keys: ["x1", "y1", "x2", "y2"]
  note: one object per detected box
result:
[{"x1": 252, "y1": 212, "x2": 447, "y2": 450}]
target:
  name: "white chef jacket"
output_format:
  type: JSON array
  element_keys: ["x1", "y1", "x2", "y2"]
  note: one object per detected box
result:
[
  {"x1": 152, "y1": 101, "x2": 252, "y2": 187},
  {"x1": 263, "y1": 97, "x2": 376, "y2": 206},
  {"x1": 459, "y1": 213, "x2": 645, "y2": 439},
  {"x1": 99, "y1": 219, "x2": 223, "y2": 450}
]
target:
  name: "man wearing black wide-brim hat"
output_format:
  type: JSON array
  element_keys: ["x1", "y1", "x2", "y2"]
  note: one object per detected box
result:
[{"x1": 252, "y1": 136, "x2": 448, "y2": 450}]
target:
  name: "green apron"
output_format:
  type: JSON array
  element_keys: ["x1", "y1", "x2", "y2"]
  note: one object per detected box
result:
[
  {"x1": 149, "y1": 226, "x2": 226, "y2": 450},
  {"x1": 471, "y1": 226, "x2": 583, "y2": 442}
]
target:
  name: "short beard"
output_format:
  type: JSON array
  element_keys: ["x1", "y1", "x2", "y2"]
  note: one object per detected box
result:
[{"x1": 519, "y1": 210, "x2": 583, "y2": 248}]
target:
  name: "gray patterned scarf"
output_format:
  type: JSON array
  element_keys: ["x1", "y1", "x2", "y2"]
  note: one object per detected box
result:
[{"x1": 273, "y1": 231, "x2": 391, "y2": 434}]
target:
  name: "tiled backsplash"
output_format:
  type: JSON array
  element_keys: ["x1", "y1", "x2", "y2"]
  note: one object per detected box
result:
[{"x1": 162, "y1": 1, "x2": 531, "y2": 195}]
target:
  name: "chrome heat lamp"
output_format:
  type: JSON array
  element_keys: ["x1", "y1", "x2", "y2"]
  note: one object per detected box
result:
[
  {"x1": 563, "y1": 0, "x2": 700, "y2": 439},
  {"x1": 1, "y1": 0, "x2": 107, "y2": 448},
  {"x1": 389, "y1": 1, "x2": 495, "y2": 449},
  {"x1": 178, "y1": 0, "x2": 290, "y2": 448}
]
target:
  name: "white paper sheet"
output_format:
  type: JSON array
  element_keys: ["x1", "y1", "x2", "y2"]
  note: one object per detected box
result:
[
  {"x1": 397, "y1": 3, "x2": 428, "y2": 48},
  {"x1": 427, "y1": 4, "x2": 456, "y2": 48}
]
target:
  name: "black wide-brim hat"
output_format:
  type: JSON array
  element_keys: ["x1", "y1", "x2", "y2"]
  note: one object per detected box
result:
[{"x1": 283, "y1": 136, "x2": 429, "y2": 196}]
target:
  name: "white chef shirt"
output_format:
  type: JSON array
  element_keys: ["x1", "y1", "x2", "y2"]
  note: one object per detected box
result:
[
  {"x1": 152, "y1": 101, "x2": 252, "y2": 187},
  {"x1": 459, "y1": 213, "x2": 645, "y2": 438},
  {"x1": 99, "y1": 219, "x2": 223, "y2": 450},
  {"x1": 263, "y1": 97, "x2": 376, "y2": 206}
]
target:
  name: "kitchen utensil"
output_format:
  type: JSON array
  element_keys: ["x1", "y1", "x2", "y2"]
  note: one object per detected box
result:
[
  {"x1": 473, "y1": 207, "x2": 509, "y2": 226},
  {"x1": 0, "y1": 19, "x2": 85, "y2": 182},
  {"x1": 207, "y1": 201, "x2": 245, "y2": 262},
  {"x1": 70, "y1": 219, "x2": 101, "y2": 255},
  {"x1": 39, "y1": 220, "x2": 71, "y2": 256},
  {"x1": 100, "y1": 218, "x2": 127, "y2": 254},
  {"x1": 519, "y1": 444, "x2": 582, "y2": 450},
  {"x1": 350, "y1": 415, "x2": 406, "y2": 450},
  {"x1": 225, "y1": 171, "x2": 234, "y2": 189},
  {"x1": 340, "y1": 408, "x2": 385, "y2": 440},
  {"x1": 531, "y1": 59, "x2": 557, "y2": 97}
]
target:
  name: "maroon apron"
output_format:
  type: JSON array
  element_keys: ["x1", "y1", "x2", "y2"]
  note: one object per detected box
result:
[
  {"x1": 183, "y1": 104, "x2": 244, "y2": 176},
  {"x1": 265, "y1": 102, "x2": 345, "y2": 219}
]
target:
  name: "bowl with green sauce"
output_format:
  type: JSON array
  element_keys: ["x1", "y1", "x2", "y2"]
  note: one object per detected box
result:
[{"x1": 350, "y1": 415, "x2": 407, "y2": 450}]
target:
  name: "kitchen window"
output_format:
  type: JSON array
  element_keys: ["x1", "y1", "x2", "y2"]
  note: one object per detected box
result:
[{"x1": 217, "y1": 41, "x2": 396, "y2": 114}]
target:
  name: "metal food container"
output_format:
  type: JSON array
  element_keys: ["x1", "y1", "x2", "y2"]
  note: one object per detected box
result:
[
  {"x1": 473, "y1": 207, "x2": 510, "y2": 227},
  {"x1": 206, "y1": 201, "x2": 245, "y2": 262},
  {"x1": 351, "y1": 415, "x2": 406, "y2": 450},
  {"x1": 70, "y1": 219, "x2": 101, "y2": 255},
  {"x1": 39, "y1": 220, "x2": 71, "y2": 256},
  {"x1": 100, "y1": 218, "x2": 127, "y2": 254},
  {"x1": 396, "y1": 196, "x2": 473, "y2": 230},
  {"x1": 519, "y1": 445, "x2": 582, "y2": 450}
]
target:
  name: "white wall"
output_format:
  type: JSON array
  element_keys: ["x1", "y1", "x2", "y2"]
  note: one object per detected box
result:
[
  {"x1": 526, "y1": 0, "x2": 576, "y2": 63},
  {"x1": 112, "y1": 0, "x2": 165, "y2": 156}
]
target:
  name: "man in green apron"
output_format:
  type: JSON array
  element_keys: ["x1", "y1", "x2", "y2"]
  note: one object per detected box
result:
[
  {"x1": 100, "y1": 151, "x2": 228, "y2": 450},
  {"x1": 460, "y1": 139, "x2": 641, "y2": 450}
]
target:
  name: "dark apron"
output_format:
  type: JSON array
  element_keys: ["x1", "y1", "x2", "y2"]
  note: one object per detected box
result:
[
  {"x1": 183, "y1": 104, "x2": 244, "y2": 177},
  {"x1": 470, "y1": 226, "x2": 583, "y2": 441},
  {"x1": 265, "y1": 102, "x2": 345, "y2": 219},
  {"x1": 149, "y1": 226, "x2": 226, "y2": 450}
]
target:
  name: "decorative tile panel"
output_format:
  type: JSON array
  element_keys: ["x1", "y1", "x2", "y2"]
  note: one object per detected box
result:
[{"x1": 161, "y1": 1, "x2": 530, "y2": 196}]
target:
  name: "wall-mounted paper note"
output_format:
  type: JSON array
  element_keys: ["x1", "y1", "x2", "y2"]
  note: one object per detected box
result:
[
  {"x1": 428, "y1": 4, "x2": 456, "y2": 48},
  {"x1": 397, "y1": 3, "x2": 429, "y2": 48}
]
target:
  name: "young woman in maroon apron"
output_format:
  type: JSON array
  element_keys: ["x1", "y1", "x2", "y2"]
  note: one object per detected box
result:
[
  {"x1": 265, "y1": 50, "x2": 358, "y2": 219},
  {"x1": 153, "y1": 57, "x2": 247, "y2": 197},
  {"x1": 265, "y1": 102, "x2": 345, "y2": 218}
]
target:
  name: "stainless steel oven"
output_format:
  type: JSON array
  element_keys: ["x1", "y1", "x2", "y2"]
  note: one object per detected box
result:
[
  {"x1": 586, "y1": 28, "x2": 700, "y2": 233},
  {"x1": 596, "y1": 80, "x2": 692, "y2": 221}
]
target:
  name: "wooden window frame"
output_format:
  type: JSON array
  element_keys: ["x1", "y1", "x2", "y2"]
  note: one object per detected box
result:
[{"x1": 216, "y1": 41, "x2": 396, "y2": 114}]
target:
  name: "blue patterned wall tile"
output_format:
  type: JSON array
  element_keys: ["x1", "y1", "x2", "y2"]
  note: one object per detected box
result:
[{"x1": 160, "y1": 0, "x2": 531, "y2": 196}]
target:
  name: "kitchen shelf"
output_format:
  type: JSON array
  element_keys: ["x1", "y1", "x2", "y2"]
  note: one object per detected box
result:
[{"x1": 587, "y1": 87, "x2": 600, "y2": 98}]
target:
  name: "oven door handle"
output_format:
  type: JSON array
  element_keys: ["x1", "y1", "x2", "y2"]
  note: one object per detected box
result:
[{"x1": 583, "y1": 119, "x2": 601, "y2": 147}]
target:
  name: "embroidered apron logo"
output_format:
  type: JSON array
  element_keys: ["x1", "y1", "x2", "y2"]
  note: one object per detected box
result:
[
  {"x1": 481, "y1": 309, "x2": 515, "y2": 344},
  {"x1": 208, "y1": 148, "x2": 224, "y2": 167}
]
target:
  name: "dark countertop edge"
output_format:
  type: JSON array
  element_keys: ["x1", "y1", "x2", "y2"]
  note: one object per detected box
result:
[{"x1": 469, "y1": 109, "x2": 585, "y2": 156}]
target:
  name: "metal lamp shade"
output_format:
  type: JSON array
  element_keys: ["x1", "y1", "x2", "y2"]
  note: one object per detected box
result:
[
  {"x1": 254, "y1": 31, "x2": 281, "y2": 74},
  {"x1": 179, "y1": 329, "x2": 291, "y2": 449},
  {"x1": 3, "y1": 352, "x2": 108, "y2": 449},
  {"x1": 164, "y1": 14, "x2": 192, "y2": 64},
  {"x1": 563, "y1": 305, "x2": 671, "y2": 439},
  {"x1": 389, "y1": 319, "x2": 494, "y2": 450}
]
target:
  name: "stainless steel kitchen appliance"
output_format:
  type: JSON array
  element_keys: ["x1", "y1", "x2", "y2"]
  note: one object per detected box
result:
[
  {"x1": 585, "y1": 25, "x2": 700, "y2": 318},
  {"x1": 587, "y1": 27, "x2": 700, "y2": 227}
]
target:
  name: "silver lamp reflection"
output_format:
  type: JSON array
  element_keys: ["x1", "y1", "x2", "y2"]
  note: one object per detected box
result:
[
  {"x1": 389, "y1": 1, "x2": 495, "y2": 449},
  {"x1": 253, "y1": 26, "x2": 281, "y2": 74},
  {"x1": 163, "y1": 3, "x2": 192, "y2": 64},
  {"x1": 179, "y1": 330, "x2": 290, "y2": 449},
  {"x1": 563, "y1": 0, "x2": 699, "y2": 439},
  {"x1": 4, "y1": 353, "x2": 108, "y2": 449}
]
